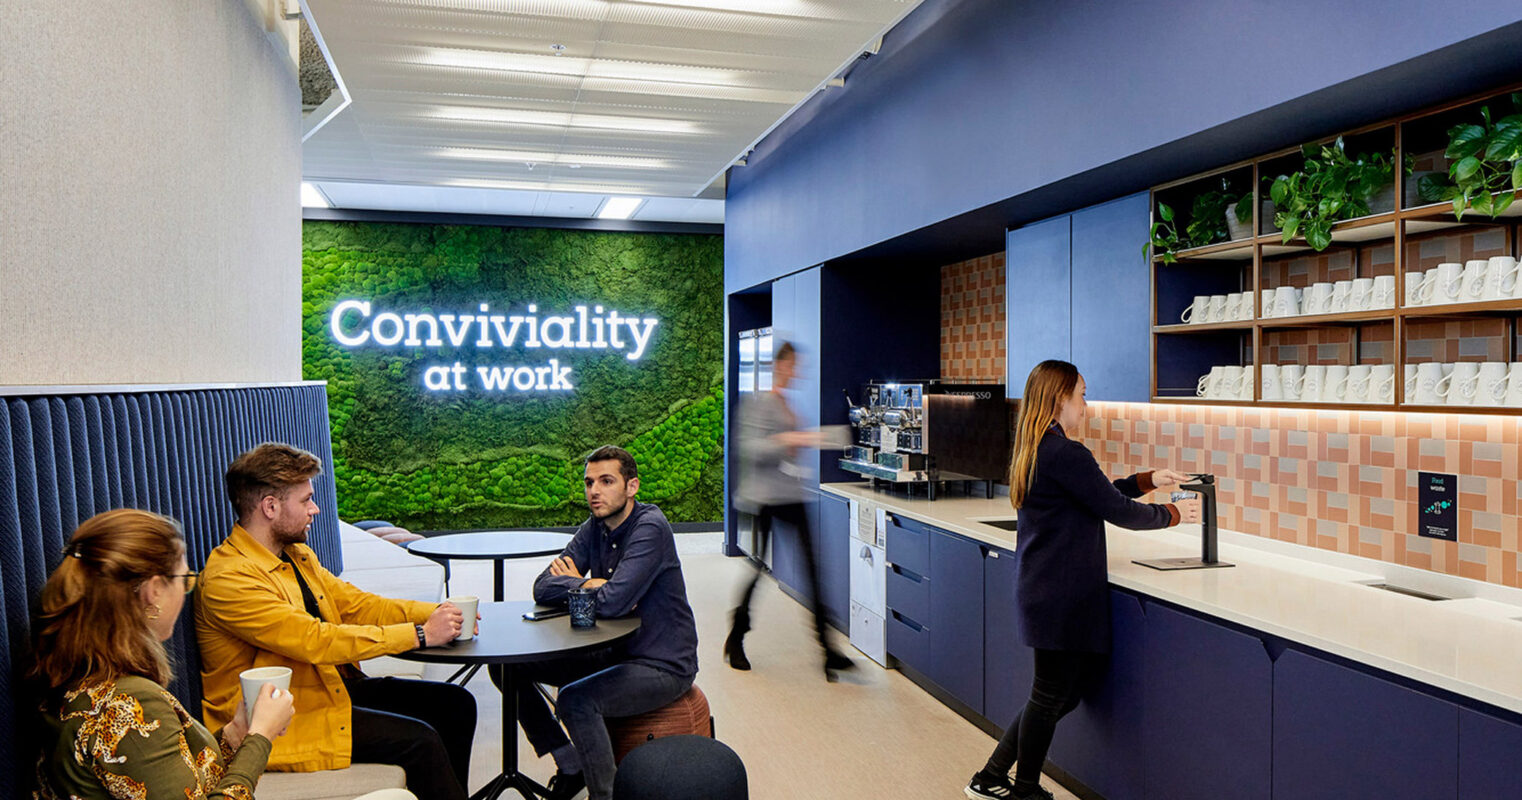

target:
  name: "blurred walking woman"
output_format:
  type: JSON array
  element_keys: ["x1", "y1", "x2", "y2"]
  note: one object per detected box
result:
[
  {"x1": 31, "y1": 509, "x2": 293, "y2": 800},
  {"x1": 965, "y1": 361, "x2": 1200, "y2": 800}
]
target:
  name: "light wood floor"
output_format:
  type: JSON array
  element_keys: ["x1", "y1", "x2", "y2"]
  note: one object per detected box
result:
[{"x1": 422, "y1": 533, "x2": 1076, "y2": 800}]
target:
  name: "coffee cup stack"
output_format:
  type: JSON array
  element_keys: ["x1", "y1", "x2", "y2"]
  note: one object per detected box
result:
[
  {"x1": 1403, "y1": 362, "x2": 1522, "y2": 407},
  {"x1": 1194, "y1": 365, "x2": 1253, "y2": 401},
  {"x1": 1181, "y1": 293, "x2": 1255, "y2": 325}
]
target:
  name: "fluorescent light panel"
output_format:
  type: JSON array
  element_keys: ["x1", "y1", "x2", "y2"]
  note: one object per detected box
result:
[
  {"x1": 435, "y1": 147, "x2": 670, "y2": 169},
  {"x1": 301, "y1": 182, "x2": 331, "y2": 208},
  {"x1": 418, "y1": 47, "x2": 747, "y2": 88},
  {"x1": 425, "y1": 106, "x2": 700, "y2": 135},
  {"x1": 597, "y1": 197, "x2": 644, "y2": 220}
]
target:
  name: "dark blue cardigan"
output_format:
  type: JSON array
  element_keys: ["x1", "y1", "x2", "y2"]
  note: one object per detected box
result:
[{"x1": 1012, "y1": 427, "x2": 1179, "y2": 653}]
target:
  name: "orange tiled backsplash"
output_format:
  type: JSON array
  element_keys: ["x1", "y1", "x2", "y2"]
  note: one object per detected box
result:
[
  {"x1": 941, "y1": 252, "x2": 1006, "y2": 382},
  {"x1": 1080, "y1": 402, "x2": 1522, "y2": 587}
]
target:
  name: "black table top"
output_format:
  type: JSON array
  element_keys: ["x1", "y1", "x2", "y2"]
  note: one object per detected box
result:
[
  {"x1": 406, "y1": 531, "x2": 573, "y2": 560},
  {"x1": 395, "y1": 601, "x2": 640, "y2": 665}
]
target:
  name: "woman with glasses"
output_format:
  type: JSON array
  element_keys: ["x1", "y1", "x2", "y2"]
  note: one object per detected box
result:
[{"x1": 30, "y1": 508, "x2": 295, "y2": 800}]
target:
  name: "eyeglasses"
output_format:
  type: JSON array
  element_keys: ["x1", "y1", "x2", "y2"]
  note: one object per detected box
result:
[{"x1": 169, "y1": 572, "x2": 199, "y2": 594}]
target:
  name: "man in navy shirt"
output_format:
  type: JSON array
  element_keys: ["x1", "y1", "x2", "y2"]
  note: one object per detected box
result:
[{"x1": 522, "y1": 445, "x2": 699, "y2": 800}]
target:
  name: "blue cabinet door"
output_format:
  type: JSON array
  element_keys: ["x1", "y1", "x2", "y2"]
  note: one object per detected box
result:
[
  {"x1": 1070, "y1": 192, "x2": 1151, "y2": 402},
  {"x1": 768, "y1": 511, "x2": 806, "y2": 600},
  {"x1": 1274, "y1": 649, "x2": 1458, "y2": 800},
  {"x1": 1142, "y1": 604, "x2": 1271, "y2": 800},
  {"x1": 1045, "y1": 590, "x2": 1147, "y2": 800},
  {"x1": 1006, "y1": 216, "x2": 1072, "y2": 399},
  {"x1": 770, "y1": 267, "x2": 822, "y2": 484},
  {"x1": 1459, "y1": 706, "x2": 1522, "y2": 799},
  {"x1": 818, "y1": 493, "x2": 851, "y2": 632},
  {"x1": 982, "y1": 547, "x2": 1031, "y2": 727},
  {"x1": 927, "y1": 529, "x2": 985, "y2": 711}
]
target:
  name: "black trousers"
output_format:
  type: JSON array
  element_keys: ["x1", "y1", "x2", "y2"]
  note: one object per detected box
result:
[
  {"x1": 983, "y1": 648, "x2": 1107, "y2": 790},
  {"x1": 735, "y1": 502, "x2": 830, "y2": 652},
  {"x1": 348, "y1": 675, "x2": 476, "y2": 800}
]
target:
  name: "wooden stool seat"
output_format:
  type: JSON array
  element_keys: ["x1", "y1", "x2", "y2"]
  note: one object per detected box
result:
[{"x1": 606, "y1": 684, "x2": 712, "y2": 764}]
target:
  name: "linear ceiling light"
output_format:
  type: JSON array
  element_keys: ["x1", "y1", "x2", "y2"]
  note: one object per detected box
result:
[
  {"x1": 300, "y1": 182, "x2": 331, "y2": 208},
  {"x1": 426, "y1": 106, "x2": 701, "y2": 135},
  {"x1": 418, "y1": 47, "x2": 746, "y2": 88},
  {"x1": 435, "y1": 148, "x2": 670, "y2": 169},
  {"x1": 596, "y1": 197, "x2": 645, "y2": 220}
]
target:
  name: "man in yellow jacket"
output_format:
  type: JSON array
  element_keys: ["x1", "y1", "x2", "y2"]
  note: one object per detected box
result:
[{"x1": 196, "y1": 442, "x2": 474, "y2": 800}]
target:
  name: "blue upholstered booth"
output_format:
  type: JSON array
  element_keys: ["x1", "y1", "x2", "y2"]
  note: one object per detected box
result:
[{"x1": 0, "y1": 382, "x2": 343, "y2": 797}]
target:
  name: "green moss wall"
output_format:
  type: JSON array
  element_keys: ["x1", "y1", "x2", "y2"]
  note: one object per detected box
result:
[{"x1": 301, "y1": 221, "x2": 724, "y2": 530}]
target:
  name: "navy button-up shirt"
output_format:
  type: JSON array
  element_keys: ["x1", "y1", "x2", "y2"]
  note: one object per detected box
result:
[{"x1": 533, "y1": 502, "x2": 699, "y2": 678}]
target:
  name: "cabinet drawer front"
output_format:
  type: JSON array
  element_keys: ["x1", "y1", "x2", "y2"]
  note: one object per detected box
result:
[
  {"x1": 887, "y1": 608, "x2": 931, "y2": 672},
  {"x1": 885, "y1": 563, "x2": 931, "y2": 623},
  {"x1": 885, "y1": 513, "x2": 931, "y2": 576}
]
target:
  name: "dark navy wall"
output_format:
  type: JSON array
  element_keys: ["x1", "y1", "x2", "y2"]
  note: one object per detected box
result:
[{"x1": 726, "y1": 0, "x2": 1522, "y2": 281}]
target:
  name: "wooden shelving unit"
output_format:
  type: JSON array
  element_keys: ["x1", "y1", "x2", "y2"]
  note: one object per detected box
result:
[{"x1": 1149, "y1": 82, "x2": 1522, "y2": 412}]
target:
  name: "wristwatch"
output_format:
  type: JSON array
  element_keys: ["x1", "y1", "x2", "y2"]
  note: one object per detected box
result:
[{"x1": 414, "y1": 623, "x2": 427, "y2": 648}]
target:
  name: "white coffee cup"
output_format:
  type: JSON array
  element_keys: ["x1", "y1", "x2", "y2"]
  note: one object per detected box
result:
[
  {"x1": 1280, "y1": 364, "x2": 1305, "y2": 401},
  {"x1": 1260, "y1": 288, "x2": 1276, "y2": 318},
  {"x1": 1476, "y1": 362, "x2": 1510, "y2": 406},
  {"x1": 239, "y1": 666, "x2": 292, "y2": 720},
  {"x1": 1412, "y1": 362, "x2": 1452, "y2": 405},
  {"x1": 1431, "y1": 263, "x2": 1464, "y2": 304},
  {"x1": 1224, "y1": 292, "x2": 1244, "y2": 322},
  {"x1": 1322, "y1": 365, "x2": 1350, "y2": 402},
  {"x1": 1447, "y1": 362, "x2": 1481, "y2": 405},
  {"x1": 1197, "y1": 366, "x2": 1225, "y2": 398},
  {"x1": 1261, "y1": 364, "x2": 1283, "y2": 401},
  {"x1": 1305, "y1": 282, "x2": 1335, "y2": 315},
  {"x1": 1404, "y1": 272, "x2": 1425, "y2": 307},
  {"x1": 1220, "y1": 365, "x2": 1245, "y2": 400},
  {"x1": 1460, "y1": 259, "x2": 1489, "y2": 303},
  {"x1": 1206, "y1": 294, "x2": 1228, "y2": 323},
  {"x1": 1404, "y1": 363, "x2": 1418, "y2": 403},
  {"x1": 1371, "y1": 364, "x2": 1396, "y2": 404},
  {"x1": 1239, "y1": 370, "x2": 1255, "y2": 401},
  {"x1": 1182, "y1": 294, "x2": 1210, "y2": 324},
  {"x1": 1275, "y1": 287, "x2": 1303, "y2": 317},
  {"x1": 1350, "y1": 278, "x2": 1375, "y2": 311},
  {"x1": 1331, "y1": 280, "x2": 1353, "y2": 313},
  {"x1": 1506, "y1": 363, "x2": 1522, "y2": 407},
  {"x1": 1485, "y1": 257, "x2": 1520, "y2": 301},
  {"x1": 1299, "y1": 365, "x2": 1326, "y2": 400},
  {"x1": 1372, "y1": 275, "x2": 1396, "y2": 309},
  {"x1": 1346, "y1": 365, "x2": 1373, "y2": 403},
  {"x1": 448, "y1": 595, "x2": 479, "y2": 641}
]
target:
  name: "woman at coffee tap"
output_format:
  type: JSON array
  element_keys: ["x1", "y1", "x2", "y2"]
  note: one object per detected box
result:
[
  {"x1": 965, "y1": 360, "x2": 1202, "y2": 800},
  {"x1": 30, "y1": 509, "x2": 295, "y2": 800}
]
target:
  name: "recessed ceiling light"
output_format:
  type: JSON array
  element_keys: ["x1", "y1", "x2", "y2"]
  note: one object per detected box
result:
[
  {"x1": 597, "y1": 197, "x2": 644, "y2": 220},
  {"x1": 300, "y1": 182, "x2": 331, "y2": 208},
  {"x1": 550, "y1": 43, "x2": 566, "y2": 55}
]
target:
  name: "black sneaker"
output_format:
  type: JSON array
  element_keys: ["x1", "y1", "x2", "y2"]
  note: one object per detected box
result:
[
  {"x1": 1015, "y1": 786, "x2": 1055, "y2": 800},
  {"x1": 545, "y1": 771, "x2": 586, "y2": 800},
  {"x1": 965, "y1": 773, "x2": 1016, "y2": 800}
]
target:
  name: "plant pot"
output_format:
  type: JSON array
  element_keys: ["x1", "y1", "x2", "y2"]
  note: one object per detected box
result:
[
  {"x1": 1406, "y1": 170, "x2": 1446, "y2": 208},
  {"x1": 1225, "y1": 202, "x2": 1253, "y2": 241},
  {"x1": 1259, "y1": 199, "x2": 1280, "y2": 235},
  {"x1": 1366, "y1": 182, "x2": 1395, "y2": 215}
]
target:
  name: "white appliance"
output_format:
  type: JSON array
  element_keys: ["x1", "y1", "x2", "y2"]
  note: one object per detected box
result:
[{"x1": 848, "y1": 500, "x2": 887, "y2": 665}]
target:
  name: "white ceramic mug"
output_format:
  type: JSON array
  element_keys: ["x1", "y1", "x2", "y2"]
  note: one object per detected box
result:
[
  {"x1": 1412, "y1": 362, "x2": 1452, "y2": 405},
  {"x1": 1404, "y1": 363, "x2": 1418, "y2": 403},
  {"x1": 1322, "y1": 365, "x2": 1351, "y2": 402},
  {"x1": 1239, "y1": 370, "x2": 1255, "y2": 401},
  {"x1": 448, "y1": 595, "x2": 479, "y2": 641},
  {"x1": 1447, "y1": 361, "x2": 1481, "y2": 405},
  {"x1": 1298, "y1": 365, "x2": 1327, "y2": 400},
  {"x1": 1305, "y1": 282, "x2": 1335, "y2": 315},
  {"x1": 1460, "y1": 259, "x2": 1489, "y2": 303},
  {"x1": 1346, "y1": 365, "x2": 1373, "y2": 403},
  {"x1": 1280, "y1": 364, "x2": 1305, "y2": 401},
  {"x1": 1373, "y1": 275, "x2": 1396, "y2": 309},
  {"x1": 1476, "y1": 362, "x2": 1510, "y2": 406},
  {"x1": 1275, "y1": 287, "x2": 1303, "y2": 317},
  {"x1": 1261, "y1": 364, "x2": 1283, "y2": 401},
  {"x1": 1371, "y1": 364, "x2": 1396, "y2": 404},
  {"x1": 1331, "y1": 280, "x2": 1353, "y2": 313},
  {"x1": 1220, "y1": 365, "x2": 1245, "y2": 400},
  {"x1": 1485, "y1": 256, "x2": 1520, "y2": 301},
  {"x1": 1405, "y1": 272, "x2": 1425, "y2": 307},
  {"x1": 1206, "y1": 294, "x2": 1228, "y2": 323},
  {"x1": 1197, "y1": 366, "x2": 1226, "y2": 398},
  {"x1": 1259, "y1": 288, "x2": 1276, "y2": 319},
  {"x1": 1224, "y1": 292, "x2": 1245, "y2": 322},
  {"x1": 1431, "y1": 263, "x2": 1464, "y2": 304},
  {"x1": 1350, "y1": 278, "x2": 1375, "y2": 311},
  {"x1": 1506, "y1": 363, "x2": 1522, "y2": 407},
  {"x1": 1182, "y1": 294, "x2": 1211, "y2": 324},
  {"x1": 239, "y1": 666, "x2": 292, "y2": 720}
]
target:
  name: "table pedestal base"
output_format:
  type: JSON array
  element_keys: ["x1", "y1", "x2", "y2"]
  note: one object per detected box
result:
[{"x1": 470, "y1": 771, "x2": 551, "y2": 800}]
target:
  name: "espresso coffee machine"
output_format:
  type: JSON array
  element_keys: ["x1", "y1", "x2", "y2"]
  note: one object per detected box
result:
[
  {"x1": 840, "y1": 380, "x2": 1006, "y2": 499},
  {"x1": 1132, "y1": 474, "x2": 1235, "y2": 570}
]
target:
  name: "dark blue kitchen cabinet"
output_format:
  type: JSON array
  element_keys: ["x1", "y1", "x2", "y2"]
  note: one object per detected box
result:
[
  {"x1": 1045, "y1": 591, "x2": 1147, "y2": 800},
  {"x1": 1006, "y1": 216, "x2": 1071, "y2": 399},
  {"x1": 1459, "y1": 706, "x2": 1522, "y2": 799},
  {"x1": 768, "y1": 511, "x2": 805, "y2": 600},
  {"x1": 982, "y1": 546, "x2": 1030, "y2": 728},
  {"x1": 1070, "y1": 192, "x2": 1151, "y2": 402},
  {"x1": 818, "y1": 492, "x2": 851, "y2": 632},
  {"x1": 927, "y1": 529, "x2": 985, "y2": 712},
  {"x1": 1142, "y1": 604, "x2": 1271, "y2": 800},
  {"x1": 1274, "y1": 648, "x2": 1458, "y2": 800},
  {"x1": 885, "y1": 513, "x2": 934, "y2": 676}
]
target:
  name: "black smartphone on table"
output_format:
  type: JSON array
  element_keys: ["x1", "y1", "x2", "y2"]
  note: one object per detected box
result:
[{"x1": 523, "y1": 606, "x2": 569, "y2": 621}]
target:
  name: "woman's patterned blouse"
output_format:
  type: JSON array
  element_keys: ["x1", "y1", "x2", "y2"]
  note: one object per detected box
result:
[{"x1": 34, "y1": 675, "x2": 271, "y2": 800}]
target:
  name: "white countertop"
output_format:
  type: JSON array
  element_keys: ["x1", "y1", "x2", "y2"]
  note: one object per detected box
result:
[{"x1": 821, "y1": 481, "x2": 1522, "y2": 716}]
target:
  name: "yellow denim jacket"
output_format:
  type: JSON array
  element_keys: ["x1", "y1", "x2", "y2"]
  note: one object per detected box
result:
[{"x1": 195, "y1": 524, "x2": 436, "y2": 771}]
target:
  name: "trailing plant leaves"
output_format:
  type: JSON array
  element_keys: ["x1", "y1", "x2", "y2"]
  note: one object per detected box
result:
[
  {"x1": 1159, "y1": 203, "x2": 1174, "y2": 222},
  {"x1": 1445, "y1": 124, "x2": 1487, "y2": 160},
  {"x1": 1512, "y1": 162, "x2": 1522, "y2": 190},
  {"x1": 1485, "y1": 121, "x2": 1522, "y2": 162},
  {"x1": 1452, "y1": 156, "x2": 1483, "y2": 182}
]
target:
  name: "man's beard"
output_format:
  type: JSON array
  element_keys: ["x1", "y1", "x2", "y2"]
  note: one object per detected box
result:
[
  {"x1": 273, "y1": 518, "x2": 310, "y2": 546},
  {"x1": 593, "y1": 497, "x2": 630, "y2": 521}
]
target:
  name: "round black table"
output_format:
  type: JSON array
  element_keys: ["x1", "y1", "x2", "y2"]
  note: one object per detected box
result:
[
  {"x1": 397, "y1": 600, "x2": 640, "y2": 800},
  {"x1": 407, "y1": 531, "x2": 573, "y2": 602}
]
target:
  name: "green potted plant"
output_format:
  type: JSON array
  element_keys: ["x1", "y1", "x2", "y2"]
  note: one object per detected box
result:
[
  {"x1": 1269, "y1": 137, "x2": 1399, "y2": 251},
  {"x1": 1147, "y1": 203, "x2": 1183, "y2": 263},
  {"x1": 1417, "y1": 94, "x2": 1522, "y2": 219}
]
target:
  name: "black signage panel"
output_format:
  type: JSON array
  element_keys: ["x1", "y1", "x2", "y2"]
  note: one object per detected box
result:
[{"x1": 1417, "y1": 471, "x2": 1458, "y2": 541}]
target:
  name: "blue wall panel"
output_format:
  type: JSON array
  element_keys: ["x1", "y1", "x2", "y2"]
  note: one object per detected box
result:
[
  {"x1": 1070, "y1": 193, "x2": 1153, "y2": 402},
  {"x1": 1006, "y1": 215, "x2": 1071, "y2": 397}
]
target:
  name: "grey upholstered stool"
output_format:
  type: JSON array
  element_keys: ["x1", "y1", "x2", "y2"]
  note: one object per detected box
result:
[{"x1": 612, "y1": 734, "x2": 748, "y2": 800}]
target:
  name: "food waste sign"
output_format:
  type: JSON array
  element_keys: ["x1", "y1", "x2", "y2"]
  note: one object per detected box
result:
[{"x1": 329, "y1": 299, "x2": 659, "y2": 393}]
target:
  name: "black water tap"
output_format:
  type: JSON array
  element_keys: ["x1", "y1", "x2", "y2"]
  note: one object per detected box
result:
[{"x1": 1181, "y1": 473, "x2": 1219, "y2": 564}]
